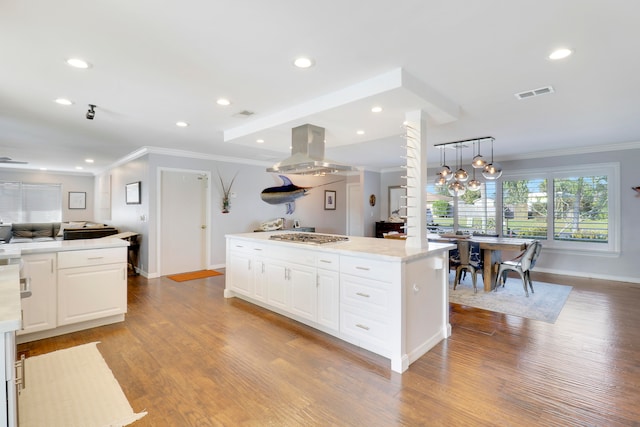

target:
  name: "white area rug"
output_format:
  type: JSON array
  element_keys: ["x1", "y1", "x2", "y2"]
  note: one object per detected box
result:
[
  {"x1": 449, "y1": 273, "x2": 572, "y2": 323},
  {"x1": 18, "y1": 342, "x2": 146, "y2": 427}
]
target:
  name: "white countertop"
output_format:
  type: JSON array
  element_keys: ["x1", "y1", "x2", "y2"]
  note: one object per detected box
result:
[
  {"x1": 227, "y1": 231, "x2": 455, "y2": 262},
  {"x1": 0, "y1": 264, "x2": 21, "y2": 333},
  {"x1": 2, "y1": 237, "x2": 129, "y2": 256}
]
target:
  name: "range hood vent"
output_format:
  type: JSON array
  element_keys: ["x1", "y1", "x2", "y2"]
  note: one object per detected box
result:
[{"x1": 267, "y1": 124, "x2": 355, "y2": 175}]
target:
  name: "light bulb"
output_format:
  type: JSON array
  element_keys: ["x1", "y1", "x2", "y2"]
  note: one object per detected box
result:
[
  {"x1": 439, "y1": 165, "x2": 453, "y2": 181},
  {"x1": 472, "y1": 155, "x2": 486, "y2": 169},
  {"x1": 434, "y1": 174, "x2": 447, "y2": 187},
  {"x1": 447, "y1": 180, "x2": 466, "y2": 197},
  {"x1": 467, "y1": 179, "x2": 482, "y2": 191},
  {"x1": 455, "y1": 168, "x2": 469, "y2": 183},
  {"x1": 482, "y1": 162, "x2": 503, "y2": 180}
]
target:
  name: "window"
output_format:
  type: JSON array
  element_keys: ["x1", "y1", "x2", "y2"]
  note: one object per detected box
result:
[
  {"x1": 500, "y1": 163, "x2": 619, "y2": 253},
  {"x1": 0, "y1": 181, "x2": 62, "y2": 223},
  {"x1": 427, "y1": 181, "x2": 497, "y2": 235}
]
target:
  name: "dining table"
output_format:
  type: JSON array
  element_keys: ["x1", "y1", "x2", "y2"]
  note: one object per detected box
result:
[{"x1": 426, "y1": 234, "x2": 534, "y2": 292}]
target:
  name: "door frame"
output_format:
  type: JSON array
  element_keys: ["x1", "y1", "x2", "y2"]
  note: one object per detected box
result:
[{"x1": 156, "y1": 167, "x2": 212, "y2": 276}]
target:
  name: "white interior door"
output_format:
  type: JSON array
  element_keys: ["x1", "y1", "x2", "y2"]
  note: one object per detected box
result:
[
  {"x1": 347, "y1": 183, "x2": 363, "y2": 236},
  {"x1": 160, "y1": 170, "x2": 208, "y2": 275}
]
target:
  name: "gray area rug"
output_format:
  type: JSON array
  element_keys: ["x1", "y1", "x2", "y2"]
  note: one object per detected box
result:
[{"x1": 449, "y1": 273, "x2": 572, "y2": 323}]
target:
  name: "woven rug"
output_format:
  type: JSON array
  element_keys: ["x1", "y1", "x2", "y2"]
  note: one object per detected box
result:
[
  {"x1": 168, "y1": 269, "x2": 223, "y2": 282},
  {"x1": 18, "y1": 342, "x2": 147, "y2": 427},
  {"x1": 449, "y1": 273, "x2": 572, "y2": 323}
]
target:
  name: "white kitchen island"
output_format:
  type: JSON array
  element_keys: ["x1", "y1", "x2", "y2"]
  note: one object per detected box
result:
[
  {"x1": 225, "y1": 231, "x2": 455, "y2": 373},
  {"x1": 3, "y1": 238, "x2": 130, "y2": 344}
]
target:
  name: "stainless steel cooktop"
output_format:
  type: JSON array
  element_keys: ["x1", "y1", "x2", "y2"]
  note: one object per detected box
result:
[{"x1": 269, "y1": 233, "x2": 349, "y2": 244}]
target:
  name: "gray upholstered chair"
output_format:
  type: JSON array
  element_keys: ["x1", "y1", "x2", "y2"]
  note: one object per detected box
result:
[
  {"x1": 453, "y1": 240, "x2": 480, "y2": 293},
  {"x1": 494, "y1": 240, "x2": 542, "y2": 297}
]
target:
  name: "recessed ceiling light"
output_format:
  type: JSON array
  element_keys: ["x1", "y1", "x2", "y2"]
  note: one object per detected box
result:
[
  {"x1": 371, "y1": 106, "x2": 383, "y2": 113},
  {"x1": 66, "y1": 58, "x2": 91, "y2": 69},
  {"x1": 548, "y1": 48, "x2": 573, "y2": 60},
  {"x1": 293, "y1": 56, "x2": 315, "y2": 68},
  {"x1": 356, "y1": 130, "x2": 365, "y2": 135},
  {"x1": 256, "y1": 139, "x2": 264, "y2": 144},
  {"x1": 40, "y1": 168, "x2": 47, "y2": 171},
  {"x1": 176, "y1": 121, "x2": 189, "y2": 127},
  {"x1": 75, "y1": 166, "x2": 83, "y2": 170},
  {"x1": 85, "y1": 158, "x2": 94, "y2": 163},
  {"x1": 55, "y1": 98, "x2": 73, "y2": 106},
  {"x1": 216, "y1": 98, "x2": 231, "y2": 106}
]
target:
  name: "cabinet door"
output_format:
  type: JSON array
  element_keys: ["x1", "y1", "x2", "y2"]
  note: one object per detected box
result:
[
  {"x1": 228, "y1": 251, "x2": 254, "y2": 296},
  {"x1": 317, "y1": 268, "x2": 339, "y2": 331},
  {"x1": 288, "y1": 264, "x2": 317, "y2": 322},
  {"x1": 265, "y1": 262, "x2": 288, "y2": 310},
  {"x1": 18, "y1": 253, "x2": 56, "y2": 335},
  {"x1": 57, "y1": 263, "x2": 127, "y2": 326}
]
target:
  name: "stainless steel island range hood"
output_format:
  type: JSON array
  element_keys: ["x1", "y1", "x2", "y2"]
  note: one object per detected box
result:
[{"x1": 267, "y1": 124, "x2": 355, "y2": 175}]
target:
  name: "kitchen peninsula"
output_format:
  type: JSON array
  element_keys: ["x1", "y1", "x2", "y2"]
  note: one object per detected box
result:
[
  {"x1": 5, "y1": 238, "x2": 130, "y2": 344},
  {"x1": 225, "y1": 231, "x2": 455, "y2": 373}
]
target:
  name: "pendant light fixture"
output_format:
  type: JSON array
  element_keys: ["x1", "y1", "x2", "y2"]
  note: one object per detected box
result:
[
  {"x1": 434, "y1": 136, "x2": 501, "y2": 196},
  {"x1": 482, "y1": 137, "x2": 503, "y2": 180}
]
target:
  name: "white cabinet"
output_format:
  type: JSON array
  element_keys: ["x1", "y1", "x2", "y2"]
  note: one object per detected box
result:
[
  {"x1": 57, "y1": 247, "x2": 127, "y2": 326},
  {"x1": 316, "y1": 253, "x2": 340, "y2": 332},
  {"x1": 340, "y1": 256, "x2": 395, "y2": 356},
  {"x1": 227, "y1": 240, "x2": 267, "y2": 300},
  {"x1": 287, "y1": 263, "x2": 317, "y2": 322},
  {"x1": 18, "y1": 253, "x2": 56, "y2": 335}
]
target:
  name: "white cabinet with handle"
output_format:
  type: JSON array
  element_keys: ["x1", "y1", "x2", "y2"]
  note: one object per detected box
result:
[{"x1": 18, "y1": 253, "x2": 56, "y2": 335}]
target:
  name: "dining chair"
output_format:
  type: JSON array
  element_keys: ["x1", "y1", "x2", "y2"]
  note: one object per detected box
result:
[
  {"x1": 494, "y1": 240, "x2": 542, "y2": 297},
  {"x1": 453, "y1": 240, "x2": 482, "y2": 293}
]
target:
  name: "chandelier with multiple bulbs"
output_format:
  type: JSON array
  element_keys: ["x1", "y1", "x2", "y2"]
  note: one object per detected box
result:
[{"x1": 434, "y1": 136, "x2": 503, "y2": 197}]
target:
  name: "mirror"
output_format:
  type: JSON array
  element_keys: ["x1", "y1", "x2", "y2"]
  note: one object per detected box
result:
[{"x1": 388, "y1": 186, "x2": 406, "y2": 218}]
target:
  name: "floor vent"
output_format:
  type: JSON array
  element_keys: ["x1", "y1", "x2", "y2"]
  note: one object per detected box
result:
[{"x1": 515, "y1": 86, "x2": 555, "y2": 100}]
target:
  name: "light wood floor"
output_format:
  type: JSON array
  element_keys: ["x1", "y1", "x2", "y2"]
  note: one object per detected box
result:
[{"x1": 18, "y1": 271, "x2": 640, "y2": 426}]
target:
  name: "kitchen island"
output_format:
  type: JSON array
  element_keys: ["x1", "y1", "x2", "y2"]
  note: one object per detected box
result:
[
  {"x1": 3, "y1": 238, "x2": 130, "y2": 344},
  {"x1": 225, "y1": 231, "x2": 455, "y2": 373}
]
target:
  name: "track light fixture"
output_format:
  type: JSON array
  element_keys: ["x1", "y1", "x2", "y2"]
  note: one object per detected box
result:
[{"x1": 86, "y1": 104, "x2": 96, "y2": 120}]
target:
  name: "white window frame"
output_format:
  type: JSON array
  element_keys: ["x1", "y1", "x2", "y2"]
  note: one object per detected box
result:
[{"x1": 500, "y1": 162, "x2": 620, "y2": 255}]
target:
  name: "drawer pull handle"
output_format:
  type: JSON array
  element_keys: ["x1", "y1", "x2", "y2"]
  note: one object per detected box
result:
[
  {"x1": 356, "y1": 324, "x2": 370, "y2": 331},
  {"x1": 356, "y1": 292, "x2": 370, "y2": 298},
  {"x1": 319, "y1": 259, "x2": 332, "y2": 264},
  {"x1": 87, "y1": 257, "x2": 104, "y2": 260},
  {"x1": 355, "y1": 266, "x2": 370, "y2": 271},
  {"x1": 253, "y1": 248, "x2": 263, "y2": 251}
]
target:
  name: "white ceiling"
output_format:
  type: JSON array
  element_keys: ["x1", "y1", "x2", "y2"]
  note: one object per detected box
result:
[{"x1": 1, "y1": 0, "x2": 640, "y2": 175}]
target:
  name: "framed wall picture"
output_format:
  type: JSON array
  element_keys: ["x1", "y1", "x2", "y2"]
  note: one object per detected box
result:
[
  {"x1": 126, "y1": 181, "x2": 141, "y2": 205},
  {"x1": 388, "y1": 185, "x2": 406, "y2": 217},
  {"x1": 68, "y1": 191, "x2": 86, "y2": 209},
  {"x1": 324, "y1": 190, "x2": 336, "y2": 210}
]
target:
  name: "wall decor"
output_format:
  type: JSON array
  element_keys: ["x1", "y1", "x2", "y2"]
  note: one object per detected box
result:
[
  {"x1": 217, "y1": 170, "x2": 238, "y2": 213},
  {"x1": 388, "y1": 185, "x2": 406, "y2": 217},
  {"x1": 633, "y1": 186, "x2": 640, "y2": 194},
  {"x1": 125, "y1": 181, "x2": 141, "y2": 205},
  {"x1": 324, "y1": 190, "x2": 336, "y2": 210},
  {"x1": 68, "y1": 191, "x2": 86, "y2": 209},
  {"x1": 261, "y1": 175, "x2": 343, "y2": 215},
  {"x1": 369, "y1": 194, "x2": 376, "y2": 206}
]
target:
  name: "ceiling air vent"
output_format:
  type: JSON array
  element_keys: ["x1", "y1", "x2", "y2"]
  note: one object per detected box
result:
[
  {"x1": 233, "y1": 110, "x2": 255, "y2": 118},
  {"x1": 514, "y1": 86, "x2": 555, "y2": 100}
]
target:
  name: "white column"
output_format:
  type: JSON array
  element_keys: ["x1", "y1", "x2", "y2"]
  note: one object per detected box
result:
[{"x1": 403, "y1": 110, "x2": 428, "y2": 249}]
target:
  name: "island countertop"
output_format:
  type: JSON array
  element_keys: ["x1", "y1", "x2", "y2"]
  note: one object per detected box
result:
[
  {"x1": 226, "y1": 231, "x2": 454, "y2": 262},
  {"x1": 1, "y1": 237, "x2": 129, "y2": 257}
]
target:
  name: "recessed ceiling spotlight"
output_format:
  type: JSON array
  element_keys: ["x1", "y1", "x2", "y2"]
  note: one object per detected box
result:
[
  {"x1": 216, "y1": 98, "x2": 231, "y2": 106},
  {"x1": 371, "y1": 106, "x2": 383, "y2": 113},
  {"x1": 75, "y1": 166, "x2": 83, "y2": 170},
  {"x1": 548, "y1": 48, "x2": 573, "y2": 60},
  {"x1": 55, "y1": 98, "x2": 73, "y2": 106},
  {"x1": 256, "y1": 139, "x2": 264, "y2": 144},
  {"x1": 356, "y1": 130, "x2": 365, "y2": 135},
  {"x1": 293, "y1": 56, "x2": 315, "y2": 68},
  {"x1": 85, "y1": 159, "x2": 94, "y2": 163},
  {"x1": 40, "y1": 168, "x2": 47, "y2": 171},
  {"x1": 66, "y1": 58, "x2": 91, "y2": 69},
  {"x1": 176, "y1": 121, "x2": 189, "y2": 127}
]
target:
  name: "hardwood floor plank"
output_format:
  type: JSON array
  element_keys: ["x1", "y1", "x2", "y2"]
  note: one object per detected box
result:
[{"x1": 17, "y1": 271, "x2": 640, "y2": 426}]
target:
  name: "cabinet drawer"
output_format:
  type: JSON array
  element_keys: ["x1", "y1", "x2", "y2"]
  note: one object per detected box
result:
[
  {"x1": 340, "y1": 256, "x2": 393, "y2": 282},
  {"x1": 341, "y1": 275, "x2": 391, "y2": 314},
  {"x1": 229, "y1": 240, "x2": 265, "y2": 254},
  {"x1": 340, "y1": 307, "x2": 390, "y2": 351},
  {"x1": 57, "y1": 247, "x2": 126, "y2": 269},
  {"x1": 268, "y1": 246, "x2": 316, "y2": 267},
  {"x1": 316, "y1": 252, "x2": 340, "y2": 271}
]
